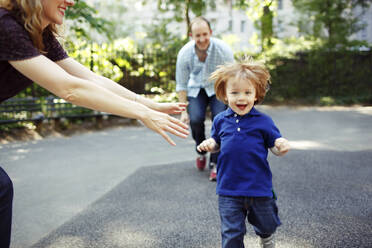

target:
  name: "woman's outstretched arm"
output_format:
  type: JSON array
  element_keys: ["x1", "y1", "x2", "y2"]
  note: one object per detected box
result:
[
  {"x1": 56, "y1": 58, "x2": 187, "y2": 115},
  {"x1": 10, "y1": 55, "x2": 189, "y2": 145}
]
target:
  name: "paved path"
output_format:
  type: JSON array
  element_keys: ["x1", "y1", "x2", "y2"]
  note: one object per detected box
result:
[{"x1": 1, "y1": 106, "x2": 372, "y2": 248}]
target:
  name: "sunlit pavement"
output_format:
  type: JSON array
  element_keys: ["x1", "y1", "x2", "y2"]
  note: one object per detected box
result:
[{"x1": 1, "y1": 106, "x2": 371, "y2": 248}]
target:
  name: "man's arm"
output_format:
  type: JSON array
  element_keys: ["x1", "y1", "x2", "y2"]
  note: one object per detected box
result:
[
  {"x1": 178, "y1": 90, "x2": 188, "y2": 103},
  {"x1": 177, "y1": 90, "x2": 189, "y2": 124},
  {"x1": 175, "y1": 47, "x2": 191, "y2": 123}
]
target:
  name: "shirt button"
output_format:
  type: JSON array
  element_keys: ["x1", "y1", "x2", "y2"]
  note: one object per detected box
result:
[
  {"x1": 234, "y1": 114, "x2": 237, "y2": 117},
  {"x1": 237, "y1": 127, "x2": 240, "y2": 132},
  {"x1": 236, "y1": 119, "x2": 239, "y2": 123}
]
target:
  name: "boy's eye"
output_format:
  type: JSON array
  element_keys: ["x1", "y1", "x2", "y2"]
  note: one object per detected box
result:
[{"x1": 245, "y1": 91, "x2": 251, "y2": 95}]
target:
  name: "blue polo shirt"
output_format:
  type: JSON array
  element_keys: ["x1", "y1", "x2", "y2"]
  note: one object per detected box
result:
[{"x1": 211, "y1": 107, "x2": 281, "y2": 197}]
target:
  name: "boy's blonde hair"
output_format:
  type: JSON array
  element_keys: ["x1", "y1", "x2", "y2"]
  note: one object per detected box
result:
[
  {"x1": 210, "y1": 58, "x2": 271, "y2": 104},
  {"x1": 0, "y1": 0, "x2": 59, "y2": 53}
]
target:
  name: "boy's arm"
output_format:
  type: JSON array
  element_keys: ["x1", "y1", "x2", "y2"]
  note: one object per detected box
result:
[
  {"x1": 270, "y1": 137, "x2": 290, "y2": 156},
  {"x1": 197, "y1": 138, "x2": 220, "y2": 153}
]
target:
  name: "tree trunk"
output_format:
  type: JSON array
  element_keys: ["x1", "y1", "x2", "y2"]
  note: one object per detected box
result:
[
  {"x1": 185, "y1": 0, "x2": 191, "y2": 38},
  {"x1": 261, "y1": 1, "x2": 274, "y2": 51}
]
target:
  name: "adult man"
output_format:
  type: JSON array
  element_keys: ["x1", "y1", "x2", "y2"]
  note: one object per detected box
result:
[{"x1": 176, "y1": 16, "x2": 234, "y2": 181}]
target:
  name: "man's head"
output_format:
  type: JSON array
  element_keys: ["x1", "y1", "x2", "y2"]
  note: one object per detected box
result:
[{"x1": 190, "y1": 17, "x2": 212, "y2": 51}]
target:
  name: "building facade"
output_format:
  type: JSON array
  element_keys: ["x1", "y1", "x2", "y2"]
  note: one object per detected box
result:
[{"x1": 85, "y1": 0, "x2": 372, "y2": 51}]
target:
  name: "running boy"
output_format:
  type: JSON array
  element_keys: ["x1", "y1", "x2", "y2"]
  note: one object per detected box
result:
[{"x1": 197, "y1": 59, "x2": 290, "y2": 248}]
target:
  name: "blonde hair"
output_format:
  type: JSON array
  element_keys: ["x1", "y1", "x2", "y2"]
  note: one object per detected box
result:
[
  {"x1": 0, "y1": 0, "x2": 59, "y2": 52},
  {"x1": 210, "y1": 58, "x2": 271, "y2": 104}
]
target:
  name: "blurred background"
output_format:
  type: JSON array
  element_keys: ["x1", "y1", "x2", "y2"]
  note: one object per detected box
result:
[{"x1": 2, "y1": 0, "x2": 372, "y2": 131}]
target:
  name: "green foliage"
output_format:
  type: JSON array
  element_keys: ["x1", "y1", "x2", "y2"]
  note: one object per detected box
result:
[
  {"x1": 65, "y1": 39, "x2": 123, "y2": 81},
  {"x1": 0, "y1": 122, "x2": 34, "y2": 131},
  {"x1": 155, "y1": 0, "x2": 215, "y2": 17},
  {"x1": 150, "y1": 0, "x2": 217, "y2": 36},
  {"x1": 9, "y1": 0, "x2": 372, "y2": 108},
  {"x1": 64, "y1": 20, "x2": 185, "y2": 95},
  {"x1": 233, "y1": 0, "x2": 276, "y2": 51},
  {"x1": 65, "y1": 0, "x2": 114, "y2": 40},
  {"x1": 140, "y1": 19, "x2": 186, "y2": 92},
  {"x1": 264, "y1": 50, "x2": 372, "y2": 105},
  {"x1": 292, "y1": 0, "x2": 371, "y2": 49}
]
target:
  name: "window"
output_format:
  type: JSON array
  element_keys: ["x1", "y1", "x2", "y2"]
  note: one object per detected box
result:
[
  {"x1": 210, "y1": 18, "x2": 217, "y2": 30},
  {"x1": 278, "y1": 0, "x2": 283, "y2": 10},
  {"x1": 361, "y1": 24, "x2": 367, "y2": 40},
  {"x1": 240, "y1": 20, "x2": 246, "y2": 33},
  {"x1": 228, "y1": 19, "x2": 233, "y2": 32},
  {"x1": 359, "y1": 16, "x2": 368, "y2": 41}
]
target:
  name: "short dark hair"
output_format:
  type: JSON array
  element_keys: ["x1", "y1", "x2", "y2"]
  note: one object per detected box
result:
[{"x1": 190, "y1": 16, "x2": 211, "y2": 34}]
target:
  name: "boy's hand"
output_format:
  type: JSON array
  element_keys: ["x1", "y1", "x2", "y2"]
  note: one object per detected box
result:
[
  {"x1": 197, "y1": 138, "x2": 219, "y2": 153},
  {"x1": 271, "y1": 137, "x2": 290, "y2": 156}
]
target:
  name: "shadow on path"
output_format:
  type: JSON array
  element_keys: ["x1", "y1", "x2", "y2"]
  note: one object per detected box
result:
[{"x1": 32, "y1": 149, "x2": 372, "y2": 248}]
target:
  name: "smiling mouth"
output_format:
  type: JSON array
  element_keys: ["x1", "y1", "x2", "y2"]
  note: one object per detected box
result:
[
  {"x1": 59, "y1": 8, "x2": 66, "y2": 15},
  {"x1": 236, "y1": 104, "x2": 247, "y2": 110}
]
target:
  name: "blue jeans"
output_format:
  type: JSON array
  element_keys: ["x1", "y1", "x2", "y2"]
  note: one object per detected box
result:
[
  {"x1": 0, "y1": 166, "x2": 13, "y2": 248},
  {"x1": 218, "y1": 195, "x2": 281, "y2": 248},
  {"x1": 188, "y1": 88, "x2": 226, "y2": 164}
]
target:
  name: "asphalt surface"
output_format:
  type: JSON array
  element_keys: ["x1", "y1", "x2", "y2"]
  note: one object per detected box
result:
[{"x1": 1, "y1": 106, "x2": 372, "y2": 248}]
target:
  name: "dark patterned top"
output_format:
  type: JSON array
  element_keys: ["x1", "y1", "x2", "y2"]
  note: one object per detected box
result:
[{"x1": 0, "y1": 8, "x2": 68, "y2": 103}]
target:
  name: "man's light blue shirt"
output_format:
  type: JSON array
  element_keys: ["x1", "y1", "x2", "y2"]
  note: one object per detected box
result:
[{"x1": 176, "y1": 37, "x2": 234, "y2": 98}]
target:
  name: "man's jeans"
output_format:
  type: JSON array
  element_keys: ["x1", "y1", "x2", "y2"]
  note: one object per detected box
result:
[
  {"x1": 187, "y1": 88, "x2": 226, "y2": 164},
  {"x1": 218, "y1": 195, "x2": 281, "y2": 248},
  {"x1": 0, "y1": 166, "x2": 13, "y2": 248}
]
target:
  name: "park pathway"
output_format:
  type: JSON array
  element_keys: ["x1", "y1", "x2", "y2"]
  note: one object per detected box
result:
[{"x1": 1, "y1": 106, "x2": 371, "y2": 248}]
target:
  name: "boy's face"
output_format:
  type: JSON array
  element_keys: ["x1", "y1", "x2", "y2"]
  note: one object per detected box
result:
[{"x1": 225, "y1": 77, "x2": 257, "y2": 116}]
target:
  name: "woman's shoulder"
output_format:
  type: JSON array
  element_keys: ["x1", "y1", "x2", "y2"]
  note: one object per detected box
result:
[
  {"x1": 0, "y1": 7, "x2": 9, "y2": 18},
  {"x1": 0, "y1": 8, "x2": 25, "y2": 34},
  {"x1": 0, "y1": 8, "x2": 40, "y2": 61},
  {"x1": 0, "y1": 8, "x2": 19, "y2": 24}
]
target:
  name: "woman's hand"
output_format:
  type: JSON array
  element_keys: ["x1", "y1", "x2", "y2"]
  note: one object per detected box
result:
[
  {"x1": 197, "y1": 138, "x2": 219, "y2": 153},
  {"x1": 140, "y1": 109, "x2": 189, "y2": 146},
  {"x1": 154, "y1": 102, "x2": 188, "y2": 115}
]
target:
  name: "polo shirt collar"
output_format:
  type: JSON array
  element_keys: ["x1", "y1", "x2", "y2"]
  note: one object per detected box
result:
[{"x1": 224, "y1": 107, "x2": 260, "y2": 117}]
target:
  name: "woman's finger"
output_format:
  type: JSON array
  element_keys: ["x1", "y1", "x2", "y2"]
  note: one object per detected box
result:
[
  {"x1": 166, "y1": 120, "x2": 189, "y2": 137},
  {"x1": 158, "y1": 129, "x2": 176, "y2": 146},
  {"x1": 176, "y1": 103, "x2": 187, "y2": 110},
  {"x1": 169, "y1": 116, "x2": 189, "y2": 132},
  {"x1": 163, "y1": 123, "x2": 188, "y2": 139}
]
